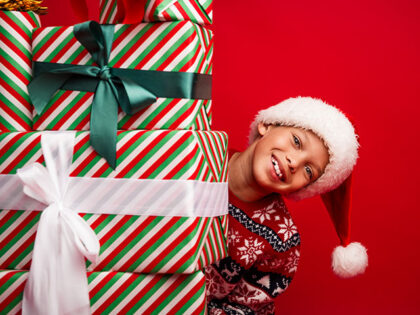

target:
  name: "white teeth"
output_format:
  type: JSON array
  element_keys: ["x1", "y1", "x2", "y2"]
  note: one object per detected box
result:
[{"x1": 271, "y1": 157, "x2": 282, "y2": 178}]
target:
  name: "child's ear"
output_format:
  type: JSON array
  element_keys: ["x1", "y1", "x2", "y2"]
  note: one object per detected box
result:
[{"x1": 257, "y1": 122, "x2": 270, "y2": 136}]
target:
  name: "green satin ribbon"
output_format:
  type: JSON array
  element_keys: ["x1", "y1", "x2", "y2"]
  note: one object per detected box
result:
[{"x1": 29, "y1": 21, "x2": 212, "y2": 169}]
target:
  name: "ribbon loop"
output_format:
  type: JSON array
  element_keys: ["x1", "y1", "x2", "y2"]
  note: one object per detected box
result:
[
  {"x1": 61, "y1": 209, "x2": 100, "y2": 264},
  {"x1": 17, "y1": 163, "x2": 59, "y2": 206},
  {"x1": 73, "y1": 21, "x2": 114, "y2": 68},
  {"x1": 19, "y1": 132, "x2": 100, "y2": 315}
]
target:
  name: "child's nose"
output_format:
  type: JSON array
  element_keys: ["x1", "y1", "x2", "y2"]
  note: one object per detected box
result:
[
  {"x1": 287, "y1": 152, "x2": 304, "y2": 173},
  {"x1": 286, "y1": 155, "x2": 298, "y2": 173}
]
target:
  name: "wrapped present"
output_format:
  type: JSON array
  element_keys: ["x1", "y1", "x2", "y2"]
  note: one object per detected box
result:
[
  {"x1": 0, "y1": 131, "x2": 226, "y2": 313},
  {"x1": 30, "y1": 20, "x2": 213, "y2": 167},
  {"x1": 0, "y1": 10, "x2": 40, "y2": 131},
  {"x1": 99, "y1": 0, "x2": 213, "y2": 26},
  {"x1": 0, "y1": 269, "x2": 206, "y2": 314},
  {"x1": 0, "y1": 130, "x2": 228, "y2": 274}
]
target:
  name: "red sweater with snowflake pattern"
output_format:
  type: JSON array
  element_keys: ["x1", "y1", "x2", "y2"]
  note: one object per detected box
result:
[{"x1": 205, "y1": 190, "x2": 301, "y2": 315}]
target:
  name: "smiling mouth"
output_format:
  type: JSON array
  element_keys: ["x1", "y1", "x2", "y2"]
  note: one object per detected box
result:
[{"x1": 271, "y1": 156, "x2": 285, "y2": 181}]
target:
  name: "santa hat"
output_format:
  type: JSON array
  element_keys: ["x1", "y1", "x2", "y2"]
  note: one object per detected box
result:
[{"x1": 249, "y1": 96, "x2": 368, "y2": 278}]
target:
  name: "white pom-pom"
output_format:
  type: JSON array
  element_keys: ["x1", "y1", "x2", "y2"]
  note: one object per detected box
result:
[{"x1": 331, "y1": 242, "x2": 368, "y2": 278}]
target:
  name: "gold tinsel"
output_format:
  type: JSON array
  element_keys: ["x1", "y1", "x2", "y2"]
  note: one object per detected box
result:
[{"x1": 0, "y1": 0, "x2": 47, "y2": 14}]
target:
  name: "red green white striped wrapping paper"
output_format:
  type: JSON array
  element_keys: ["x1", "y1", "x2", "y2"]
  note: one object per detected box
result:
[
  {"x1": 0, "y1": 210, "x2": 227, "y2": 274},
  {"x1": 0, "y1": 130, "x2": 228, "y2": 273},
  {"x1": 100, "y1": 0, "x2": 213, "y2": 25},
  {"x1": 0, "y1": 11, "x2": 40, "y2": 131},
  {"x1": 0, "y1": 269, "x2": 206, "y2": 314},
  {"x1": 31, "y1": 21, "x2": 213, "y2": 131}
]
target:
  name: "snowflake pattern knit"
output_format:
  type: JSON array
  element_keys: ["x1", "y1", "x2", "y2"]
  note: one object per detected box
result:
[{"x1": 206, "y1": 192, "x2": 301, "y2": 315}]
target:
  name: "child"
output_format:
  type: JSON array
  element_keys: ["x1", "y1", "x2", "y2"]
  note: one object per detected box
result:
[{"x1": 206, "y1": 97, "x2": 368, "y2": 315}]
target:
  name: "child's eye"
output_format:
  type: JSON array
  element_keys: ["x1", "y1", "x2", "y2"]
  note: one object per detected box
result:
[
  {"x1": 304, "y1": 165, "x2": 313, "y2": 180},
  {"x1": 293, "y1": 135, "x2": 301, "y2": 148}
]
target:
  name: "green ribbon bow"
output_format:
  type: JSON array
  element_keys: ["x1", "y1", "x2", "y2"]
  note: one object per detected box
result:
[{"x1": 29, "y1": 21, "x2": 212, "y2": 169}]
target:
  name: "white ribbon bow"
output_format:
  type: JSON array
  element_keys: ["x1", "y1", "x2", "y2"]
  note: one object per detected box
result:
[{"x1": 19, "y1": 132, "x2": 99, "y2": 315}]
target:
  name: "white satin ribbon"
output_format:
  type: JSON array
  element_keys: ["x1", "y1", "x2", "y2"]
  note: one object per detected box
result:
[
  {"x1": 0, "y1": 176, "x2": 228, "y2": 217},
  {"x1": 0, "y1": 131, "x2": 228, "y2": 315},
  {"x1": 19, "y1": 132, "x2": 99, "y2": 315}
]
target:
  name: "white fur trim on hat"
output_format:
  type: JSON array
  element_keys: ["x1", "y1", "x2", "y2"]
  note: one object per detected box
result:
[{"x1": 249, "y1": 96, "x2": 359, "y2": 200}]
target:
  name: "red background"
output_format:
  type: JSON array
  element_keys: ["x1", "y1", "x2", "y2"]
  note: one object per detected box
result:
[{"x1": 41, "y1": 0, "x2": 420, "y2": 314}]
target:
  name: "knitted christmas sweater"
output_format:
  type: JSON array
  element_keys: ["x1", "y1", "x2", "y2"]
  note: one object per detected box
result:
[{"x1": 205, "y1": 190, "x2": 301, "y2": 315}]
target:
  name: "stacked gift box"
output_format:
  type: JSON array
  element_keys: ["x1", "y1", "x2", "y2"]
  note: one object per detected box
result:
[
  {"x1": 1, "y1": 270, "x2": 208, "y2": 313},
  {"x1": 0, "y1": 0, "x2": 226, "y2": 314}
]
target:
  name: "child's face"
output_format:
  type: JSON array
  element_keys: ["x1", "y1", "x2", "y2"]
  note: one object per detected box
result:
[{"x1": 252, "y1": 124, "x2": 329, "y2": 195}]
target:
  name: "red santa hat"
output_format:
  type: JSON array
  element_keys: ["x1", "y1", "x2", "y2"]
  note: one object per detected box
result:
[{"x1": 249, "y1": 96, "x2": 368, "y2": 278}]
